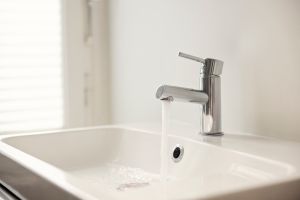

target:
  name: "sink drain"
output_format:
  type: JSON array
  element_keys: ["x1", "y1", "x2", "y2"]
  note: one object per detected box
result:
[
  {"x1": 172, "y1": 144, "x2": 184, "y2": 162},
  {"x1": 117, "y1": 182, "x2": 150, "y2": 191}
]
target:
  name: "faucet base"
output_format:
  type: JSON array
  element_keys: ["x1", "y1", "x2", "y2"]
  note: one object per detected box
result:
[{"x1": 199, "y1": 132, "x2": 224, "y2": 136}]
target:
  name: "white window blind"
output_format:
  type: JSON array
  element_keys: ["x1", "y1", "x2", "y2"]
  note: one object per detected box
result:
[{"x1": 0, "y1": 0, "x2": 64, "y2": 133}]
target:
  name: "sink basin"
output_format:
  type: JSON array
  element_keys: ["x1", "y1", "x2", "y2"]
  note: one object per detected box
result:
[{"x1": 1, "y1": 125, "x2": 300, "y2": 199}]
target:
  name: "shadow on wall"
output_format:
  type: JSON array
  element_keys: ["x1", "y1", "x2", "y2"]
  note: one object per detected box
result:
[{"x1": 236, "y1": 1, "x2": 300, "y2": 141}]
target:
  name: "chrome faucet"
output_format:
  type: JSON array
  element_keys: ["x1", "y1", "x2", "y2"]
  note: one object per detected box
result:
[{"x1": 156, "y1": 52, "x2": 224, "y2": 136}]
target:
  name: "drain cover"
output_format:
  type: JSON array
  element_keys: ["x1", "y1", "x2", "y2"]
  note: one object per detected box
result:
[
  {"x1": 172, "y1": 144, "x2": 184, "y2": 162},
  {"x1": 117, "y1": 182, "x2": 150, "y2": 191}
]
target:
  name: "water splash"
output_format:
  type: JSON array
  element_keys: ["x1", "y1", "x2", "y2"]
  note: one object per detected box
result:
[{"x1": 71, "y1": 162, "x2": 158, "y2": 191}]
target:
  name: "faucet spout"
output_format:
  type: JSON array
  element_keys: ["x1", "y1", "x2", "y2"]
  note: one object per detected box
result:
[{"x1": 156, "y1": 85, "x2": 208, "y2": 104}]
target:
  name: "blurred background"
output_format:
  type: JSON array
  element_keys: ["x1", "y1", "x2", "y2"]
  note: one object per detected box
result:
[
  {"x1": 0, "y1": 0, "x2": 300, "y2": 142},
  {"x1": 0, "y1": 0, "x2": 110, "y2": 133}
]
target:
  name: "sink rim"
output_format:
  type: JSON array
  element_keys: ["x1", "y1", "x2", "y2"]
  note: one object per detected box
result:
[{"x1": 1, "y1": 125, "x2": 296, "y2": 175}]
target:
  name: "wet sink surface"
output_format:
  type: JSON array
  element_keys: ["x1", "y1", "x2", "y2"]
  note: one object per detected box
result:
[{"x1": 1, "y1": 126, "x2": 300, "y2": 200}]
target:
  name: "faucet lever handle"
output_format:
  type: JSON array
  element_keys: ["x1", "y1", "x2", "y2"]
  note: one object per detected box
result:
[
  {"x1": 178, "y1": 52, "x2": 205, "y2": 64},
  {"x1": 178, "y1": 52, "x2": 223, "y2": 76}
]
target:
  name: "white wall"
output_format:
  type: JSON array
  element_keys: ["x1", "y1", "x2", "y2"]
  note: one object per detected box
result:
[
  {"x1": 108, "y1": 0, "x2": 300, "y2": 141},
  {"x1": 64, "y1": 0, "x2": 110, "y2": 127},
  {"x1": 63, "y1": 0, "x2": 89, "y2": 127}
]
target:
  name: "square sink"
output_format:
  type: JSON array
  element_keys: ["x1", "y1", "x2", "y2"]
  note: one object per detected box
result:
[{"x1": 1, "y1": 126, "x2": 300, "y2": 200}]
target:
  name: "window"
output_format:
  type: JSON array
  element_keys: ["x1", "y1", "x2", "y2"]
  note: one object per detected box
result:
[{"x1": 0, "y1": 0, "x2": 64, "y2": 133}]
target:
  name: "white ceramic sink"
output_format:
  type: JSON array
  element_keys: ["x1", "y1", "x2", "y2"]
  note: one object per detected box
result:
[{"x1": 1, "y1": 125, "x2": 300, "y2": 200}]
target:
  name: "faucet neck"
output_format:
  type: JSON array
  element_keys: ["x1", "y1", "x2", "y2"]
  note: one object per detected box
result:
[{"x1": 199, "y1": 75, "x2": 222, "y2": 136}]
